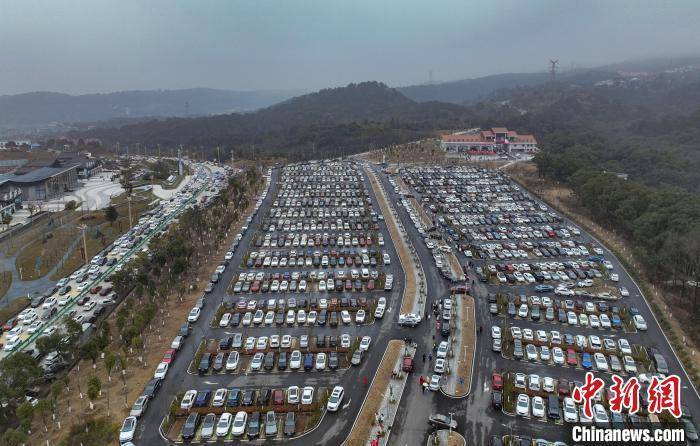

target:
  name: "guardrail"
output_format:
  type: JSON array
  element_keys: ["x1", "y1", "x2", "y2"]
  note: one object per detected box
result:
[{"x1": 8, "y1": 167, "x2": 214, "y2": 357}]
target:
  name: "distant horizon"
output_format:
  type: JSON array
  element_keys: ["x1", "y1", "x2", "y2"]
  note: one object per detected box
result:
[{"x1": 2, "y1": 51, "x2": 699, "y2": 97}]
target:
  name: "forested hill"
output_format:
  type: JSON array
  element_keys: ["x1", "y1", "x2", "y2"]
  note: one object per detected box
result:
[
  {"x1": 72, "y1": 82, "x2": 475, "y2": 160},
  {"x1": 0, "y1": 88, "x2": 297, "y2": 129}
]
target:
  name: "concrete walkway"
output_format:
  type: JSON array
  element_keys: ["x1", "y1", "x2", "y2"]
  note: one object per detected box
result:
[
  {"x1": 439, "y1": 294, "x2": 475, "y2": 397},
  {"x1": 152, "y1": 175, "x2": 192, "y2": 200},
  {"x1": 43, "y1": 172, "x2": 125, "y2": 211},
  {"x1": 367, "y1": 343, "x2": 416, "y2": 446}
]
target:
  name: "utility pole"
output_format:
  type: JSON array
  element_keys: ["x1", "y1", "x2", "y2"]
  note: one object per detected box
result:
[
  {"x1": 79, "y1": 224, "x2": 88, "y2": 266},
  {"x1": 216, "y1": 146, "x2": 221, "y2": 164},
  {"x1": 127, "y1": 196, "x2": 133, "y2": 228},
  {"x1": 158, "y1": 144, "x2": 161, "y2": 159}
]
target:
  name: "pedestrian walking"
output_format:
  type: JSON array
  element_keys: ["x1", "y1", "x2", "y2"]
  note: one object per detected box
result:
[
  {"x1": 429, "y1": 353, "x2": 432, "y2": 362},
  {"x1": 423, "y1": 353, "x2": 426, "y2": 362}
]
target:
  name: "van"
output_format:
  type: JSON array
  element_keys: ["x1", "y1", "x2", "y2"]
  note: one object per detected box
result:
[{"x1": 547, "y1": 395, "x2": 560, "y2": 420}]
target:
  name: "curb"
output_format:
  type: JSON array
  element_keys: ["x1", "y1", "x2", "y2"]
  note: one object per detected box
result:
[{"x1": 440, "y1": 294, "x2": 476, "y2": 399}]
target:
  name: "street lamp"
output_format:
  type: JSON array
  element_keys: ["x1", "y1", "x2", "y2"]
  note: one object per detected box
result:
[{"x1": 79, "y1": 224, "x2": 88, "y2": 266}]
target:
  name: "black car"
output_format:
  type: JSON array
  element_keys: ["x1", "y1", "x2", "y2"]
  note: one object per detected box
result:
[
  {"x1": 492, "y1": 391, "x2": 502, "y2": 410},
  {"x1": 278, "y1": 352, "x2": 288, "y2": 370},
  {"x1": 284, "y1": 412, "x2": 296, "y2": 436},
  {"x1": 428, "y1": 413, "x2": 458, "y2": 430},
  {"x1": 219, "y1": 337, "x2": 233, "y2": 350},
  {"x1": 230, "y1": 313, "x2": 241, "y2": 327},
  {"x1": 264, "y1": 352, "x2": 276, "y2": 370},
  {"x1": 198, "y1": 353, "x2": 212, "y2": 374},
  {"x1": 275, "y1": 311, "x2": 285, "y2": 325},
  {"x1": 226, "y1": 388, "x2": 241, "y2": 407},
  {"x1": 178, "y1": 323, "x2": 190, "y2": 337},
  {"x1": 318, "y1": 310, "x2": 327, "y2": 325},
  {"x1": 143, "y1": 378, "x2": 162, "y2": 398},
  {"x1": 247, "y1": 412, "x2": 261, "y2": 438},
  {"x1": 181, "y1": 412, "x2": 199, "y2": 440},
  {"x1": 257, "y1": 389, "x2": 271, "y2": 406},
  {"x1": 328, "y1": 352, "x2": 339, "y2": 370},
  {"x1": 242, "y1": 389, "x2": 256, "y2": 406}
]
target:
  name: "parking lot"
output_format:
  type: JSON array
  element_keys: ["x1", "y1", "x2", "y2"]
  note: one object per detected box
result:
[
  {"x1": 393, "y1": 165, "x2": 700, "y2": 444},
  {"x1": 123, "y1": 160, "x2": 409, "y2": 445}
]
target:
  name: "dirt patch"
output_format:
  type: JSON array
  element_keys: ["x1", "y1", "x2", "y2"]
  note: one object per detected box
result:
[
  {"x1": 345, "y1": 340, "x2": 404, "y2": 446},
  {"x1": 365, "y1": 169, "x2": 418, "y2": 315},
  {"x1": 442, "y1": 430, "x2": 466, "y2": 446},
  {"x1": 505, "y1": 161, "x2": 700, "y2": 374},
  {"x1": 447, "y1": 252, "x2": 465, "y2": 281},
  {"x1": 454, "y1": 295, "x2": 475, "y2": 396}
]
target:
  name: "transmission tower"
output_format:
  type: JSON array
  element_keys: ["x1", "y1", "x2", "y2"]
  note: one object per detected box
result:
[{"x1": 549, "y1": 59, "x2": 559, "y2": 81}]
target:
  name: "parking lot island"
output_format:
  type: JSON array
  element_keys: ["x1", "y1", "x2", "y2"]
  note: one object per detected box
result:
[{"x1": 365, "y1": 166, "x2": 425, "y2": 316}]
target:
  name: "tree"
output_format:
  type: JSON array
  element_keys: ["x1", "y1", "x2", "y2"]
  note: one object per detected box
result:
[
  {"x1": 87, "y1": 377, "x2": 101, "y2": 411},
  {"x1": 2, "y1": 213, "x2": 12, "y2": 230},
  {"x1": 0, "y1": 354, "x2": 42, "y2": 401},
  {"x1": 36, "y1": 398, "x2": 51, "y2": 432},
  {"x1": 80, "y1": 338, "x2": 101, "y2": 364},
  {"x1": 104, "y1": 205, "x2": 118, "y2": 225},
  {"x1": 58, "y1": 417, "x2": 118, "y2": 446},
  {"x1": 1, "y1": 429, "x2": 27, "y2": 446},
  {"x1": 104, "y1": 351, "x2": 116, "y2": 382},
  {"x1": 15, "y1": 401, "x2": 34, "y2": 432}
]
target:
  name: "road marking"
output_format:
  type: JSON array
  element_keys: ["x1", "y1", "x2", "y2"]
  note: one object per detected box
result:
[
  {"x1": 342, "y1": 399, "x2": 352, "y2": 409},
  {"x1": 204, "y1": 381, "x2": 218, "y2": 385}
]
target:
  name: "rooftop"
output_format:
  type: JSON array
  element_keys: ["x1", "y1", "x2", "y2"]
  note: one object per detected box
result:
[{"x1": 8, "y1": 165, "x2": 77, "y2": 183}]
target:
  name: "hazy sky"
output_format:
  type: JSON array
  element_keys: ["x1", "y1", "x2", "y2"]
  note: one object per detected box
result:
[{"x1": 1, "y1": 0, "x2": 698, "y2": 95}]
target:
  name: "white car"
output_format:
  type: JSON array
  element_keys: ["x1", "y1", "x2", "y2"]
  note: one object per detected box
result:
[
  {"x1": 619, "y1": 287, "x2": 630, "y2": 297},
  {"x1": 119, "y1": 416, "x2": 137, "y2": 443},
  {"x1": 153, "y1": 361, "x2": 169, "y2": 379},
  {"x1": 281, "y1": 335, "x2": 292, "y2": 348},
  {"x1": 359, "y1": 336, "x2": 371, "y2": 351},
  {"x1": 253, "y1": 310, "x2": 265, "y2": 325},
  {"x1": 187, "y1": 307, "x2": 201, "y2": 322},
  {"x1": 212, "y1": 388, "x2": 227, "y2": 407},
  {"x1": 618, "y1": 338, "x2": 632, "y2": 355},
  {"x1": 341, "y1": 334, "x2": 351, "y2": 348},
  {"x1": 250, "y1": 352, "x2": 264, "y2": 371},
  {"x1": 610, "y1": 273, "x2": 619, "y2": 282},
  {"x1": 437, "y1": 341, "x2": 449, "y2": 359},
  {"x1": 290, "y1": 351, "x2": 302, "y2": 369},
  {"x1": 510, "y1": 327, "x2": 522, "y2": 339},
  {"x1": 231, "y1": 411, "x2": 247, "y2": 436},
  {"x1": 563, "y1": 397, "x2": 578, "y2": 423},
  {"x1": 216, "y1": 412, "x2": 232, "y2": 437},
  {"x1": 315, "y1": 352, "x2": 327, "y2": 370},
  {"x1": 340, "y1": 310, "x2": 351, "y2": 324},
  {"x1": 518, "y1": 304, "x2": 528, "y2": 318},
  {"x1": 297, "y1": 309, "x2": 307, "y2": 325},
  {"x1": 327, "y1": 386, "x2": 344, "y2": 412},
  {"x1": 287, "y1": 386, "x2": 300, "y2": 404},
  {"x1": 633, "y1": 315, "x2": 647, "y2": 331},
  {"x1": 180, "y1": 390, "x2": 197, "y2": 409},
  {"x1": 226, "y1": 351, "x2": 240, "y2": 371},
  {"x1": 434, "y1": 358, "x2": 446, "y2": 374},
  {"x1": 491, "y1": 326, "x2": 501, "y2": 339},
  {"x1": 532, "y1": 396, "x2": 545, "y2": 418},
  {"x1": 593, "y1": 404, "x2": 609, "y2": 424},
  {"x1": 553, "y1": 347, "x2": 565, "y2": 365},
  {"x1": 516, "y1": 394, "x2": 530, "y2": 417},
  {"x1": 355, "y1": 309, "x2": 366, "y2": 324},
  {"x1": 307, "y1": 311, "x2": 317, "y2": 325},
  {"x1": 301, "y1": 386, "x2": 314, "y2": 405},
  {"x1": 219, "y1": 313, "x2": 231, "y2": 327},
  {"x1": 256, "y1": 336, "x2": 269, "y2": 350},
  {"x1": 623, "y1": 355, "x2": 637, "y2": 373},
  {"x1": 594, "y1": 353, "x2": 608, "y2": 372},
  {"x1": 567, "y1": 312, "x2": 578, "y2": 325}
]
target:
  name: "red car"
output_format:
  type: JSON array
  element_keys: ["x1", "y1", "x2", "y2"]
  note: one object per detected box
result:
[
  {"x1": 492, "y1": 373, "x2": 503, "y2": 391},
  {"x1": 2, "y1": 317, "x2": 18, "y2": 332},
  {"x1": 366, "y1": 280, "x2": 375, "y2": 291},
  {"x1": 566, "y1": 348, "x2": 578, "y2": 366},
  {"x1": 90, "y1": 286, "x2": 102, "y2": 294},
  {"x1": 251, "y1": 281, "x2": 260, "y2": 293},
  {"x1": 273, "y1": 389, "x2": 285, "y2": 405},
  {"x1": 558, "y1": 378, "x2": 570, "y2": 396},
  {"x1": 162, "y1": 349, "x2": 177, "y2": 364}
]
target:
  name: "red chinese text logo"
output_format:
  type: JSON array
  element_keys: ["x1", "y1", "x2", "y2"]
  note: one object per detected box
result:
[
  {"x1": 609, "y1": 375, "x2": 641, "y2": 414},
  {"x1": 572, "y1": 372, "x2": 605, "y2": 419},
  {"x1": 648, "y1": 375, "x2": 681, "y2": 418}
]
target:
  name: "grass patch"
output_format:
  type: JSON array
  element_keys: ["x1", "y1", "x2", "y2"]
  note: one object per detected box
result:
[
  {"x1": 15, "y1": 226, "x2": 80, "y2": 280},
  {"x1": 0, "y1": 294, "x2": 29, "y2": 325},
  {"x1": 0, "y1": 271, "x2": 12, "y2": 302}
]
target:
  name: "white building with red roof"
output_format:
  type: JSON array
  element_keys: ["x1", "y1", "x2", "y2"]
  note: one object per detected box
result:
[{"x1": 440, "y1": 127, "x2": 538, "y2": 156}]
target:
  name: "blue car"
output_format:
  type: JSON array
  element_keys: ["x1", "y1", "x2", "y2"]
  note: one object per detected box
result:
[
  {"x1": 581, "y1": 353, "x2": 593, "y2": 370},
  {"x1": 194, "y1": 390, "x2": 211, "y2": 407},
  {"x1": 611, "y1": 315, "x2": 622, "y2": 329},
  {"x1": 535, "y1": 285, "x2": 554, "y2": 293}
]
